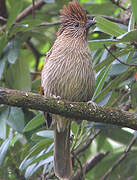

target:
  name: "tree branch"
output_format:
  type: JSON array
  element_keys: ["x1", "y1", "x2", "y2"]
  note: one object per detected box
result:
[
  {"x1": 0, "y1": 0, "x2": 8, "y2": 25},
  {"x1": 16, "y1": 0, "x2": 44, "y2": 22},
  {"x1": 74, "y1": 130, "x2": 101, "y2": 156},
  {"x1": 25, "y1": 40, "x2": 43, "y2": 71},
  {"x1": 104, "y1": 45, "x2": 137, "y2": 67},
  {"x1": 70, "y1": 152, "x2": 109, "y2": 180},
  {"x1": 110, "y1": 0, "x2": 127, "y2": 11},
  {"x1": 101, "y1": 135, "x2": 136, "y2": 180},
  {"x1": 0, "y1": 88, "x2": 137, "y2": 130}
]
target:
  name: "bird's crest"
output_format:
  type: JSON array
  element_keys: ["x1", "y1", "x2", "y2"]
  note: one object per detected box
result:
[{"x1": 60, "y1": 0, "x2": 87, "y2": 24}]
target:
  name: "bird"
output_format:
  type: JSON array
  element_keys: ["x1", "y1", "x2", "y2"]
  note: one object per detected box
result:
[{"x1": 41, "y1": 0, "x2": 96, "y2": 179}]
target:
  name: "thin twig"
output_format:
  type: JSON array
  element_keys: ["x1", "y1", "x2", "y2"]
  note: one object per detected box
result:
[
  {"x1": 111, "y1": 89, "x2": 129, "y2": 107},
  {"x1": 0, "y1": 0, "x2": 45, "y2": 31},
  {"x1": 111, "y1": 0, "x2": 127, "y2": 11},
  {"x1": 70, "y1": 152, "x2": 109, "y2": 180},
  {"x1": 101, "y1": 135, "x2": 136, "y2": 180},
  {"x1": 0, "y1": 0, "x2": 8, "y2": 25},
  {"x1": 32, "y1": 0, "x2": 35, "y2": 19},
  {"x1": 0, "y1": 16, "x2": 7, "y2": 22},
  {"x1": 74, "y1": 130, "x2": 101, "y2": 156},
  {"x1": 30, "y1": 71, "x2": 41, "y2": 76},
  {"x1": 39, "y1": 21, "x2": 61, "y2": 27},
  {"x1": 72, "y1": 152, "x2": 85, "y2": 180},
  {"x1": 45, "y1": 172, "x2": 56, "y2": 179},
  {"x1": 88, "y1": 14, "x2": 127, "y2": 25},
  {"x1": 16, "y1": 0, "x2": 44, "y2": 22},
  {"x1": 104, "y1": 45, "x2": 137, "y2": 67},
  {"x1": 25, "y1": 40, "x2": 43, "y2": 71}
]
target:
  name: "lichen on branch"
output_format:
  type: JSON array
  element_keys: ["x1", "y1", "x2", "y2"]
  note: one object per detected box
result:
[{"x1": 0, "y1": 87, "x2": 137, "y2": 130}]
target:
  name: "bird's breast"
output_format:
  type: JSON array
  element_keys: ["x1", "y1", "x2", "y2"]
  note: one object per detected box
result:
[{"x1": 42, "y1": 46, "x2": 95, "y2": 102}]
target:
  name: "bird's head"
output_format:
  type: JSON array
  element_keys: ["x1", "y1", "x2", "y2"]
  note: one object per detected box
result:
[{"x1": 57, "y1": 0, "x2": 96, "y2": 40}]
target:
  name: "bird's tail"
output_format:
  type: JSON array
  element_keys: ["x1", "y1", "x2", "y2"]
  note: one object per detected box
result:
[{"x1": 54, "y1": 119, "x2": 72, "y2": 179}]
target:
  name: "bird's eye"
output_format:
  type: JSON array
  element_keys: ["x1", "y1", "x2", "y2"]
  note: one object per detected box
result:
[{"x1": 73, "y1": 22, "x2": 80, "y2": 27}]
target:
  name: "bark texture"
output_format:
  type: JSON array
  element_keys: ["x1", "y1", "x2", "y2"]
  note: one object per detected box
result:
[{"x1": 0, "y1": 88, "x2": 137, "y2": 130}]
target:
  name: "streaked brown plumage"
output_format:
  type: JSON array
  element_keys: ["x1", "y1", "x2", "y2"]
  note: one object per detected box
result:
[{"x1": 41, "y1": 0, "x2": 96, "y2": 179}]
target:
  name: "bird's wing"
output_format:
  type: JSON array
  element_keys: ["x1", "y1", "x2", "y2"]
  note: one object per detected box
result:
[{"x1": 40, "y1": 48, "x2": 53, "y2": 128}]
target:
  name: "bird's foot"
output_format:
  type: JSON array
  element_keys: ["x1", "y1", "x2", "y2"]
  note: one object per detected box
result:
[
  {"x1": 52, "y1": 95, "x2": 61, "y2": 100},
  {"x1": 87, "y1": 100, "x2": 98, "y2": 110}
]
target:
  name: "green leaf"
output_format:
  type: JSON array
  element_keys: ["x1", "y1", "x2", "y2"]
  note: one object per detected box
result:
[
  {"x1": 30, "y1": 152, "x2": 53, "y2": 165},
  {"x1": 89, "y1": 39, "x2": 121, "y2": 50},
  {"x1": 96, "y1": 135, "x2": 113, "y2": 151},
  {"x1": 93, "y1": 64, "x2": 112, "y2": 100},
  {"x1": 36, "y1": 130, "x2": 54, "y2": 139},
  {"x1": 6, "y1": 50, "x2": 31, "y2": 90},
  {"x1": 29, "y1": 139, "x2": 53, "y2": 158},
  {"x1": 43, "y1": 0, "x2": 54, "y2": 2},
  {"x1": 25, "y1": 155, "x2": 53, "y2": 178},
  {"x1": 91, "y1": 152, "x2": 122, "y2": 179},
  {"x1": 25, "y1": 163, "x2": 39, "y2": 178},
  {"x1": 131, "y1": 0, "x2": 137, "y2": 24},
  {"x1": 94, "y1": 67, "x2": 134, "y2": 103},
  {"x1": 94, "y1": 16, "x2": 126, "y2": 36},
  {"x1": 0, "y1": 109, "x2": 8, "y2": 139},
  {"x1": 7, "y1": 36, "x2": 20, "y2": 64},
  {"x1": 126, "y1": 50, "x2": 135, "y2": 64},
  {"x1": 71, "y1": 122, "x2": 79, "y2": 136},
  {"x1": 0, "y1": 35, "x2": 8, "y2": 57},
  {"x1": 80, "y1": 0, "x2": 89, "y2": 3},
  {"x1": 7, "y1": 107, "x2": 24, "y2": 133},
  {"x1": 106, "y1": 90, "x2": 120, "y2": 107},
  {"x1": 19, "y1": 156, "x2": 36, "y2": 171},
  {"x1": 91, "y1": 49, "x2": 104, "y2": 66},
  {"x1": 117, "y1": 30, "x2": 137, "y2": 42},
  {"x1": 6, "y1": 0, "x2": 23, "y2": 31},
  {"x1": 95, "y1": 47, "x2": 132, "y2": 72},
  {"x1": 10, "y1": 134, "x2": 22, "y2": 146},
  {"x1": 9, "y1": 19, "x2": 44, "y2": 37},
  {"x1": 31, "y1": 134, "x2": 46, "y2": 142},
  {"x1": 128, "y1": 13, "x2": 135, "y2": 31},
  {"x1": 134, "y1": 166, "x2": 137, "y2": 180},
  {"x1": 102, "y1": 128, "x2": 133, "y2": 145},
  {"x1": 0, "y1": 56, "x2": 6, "y2": 79},
  {"x1": 32, "y1": 78, "x2": 41, "y2": 93},
  {"x1": 0, "y1": 139, "x2": 10, "y2": 165},
  {"x1": 109, "y1": 64, "x2": 128, "y2": 76},
  {"x1": 24, "y1": 113, "x2": 45, "y2": 132},
  {"x1": 20, "y1": 142, "x2": 53, "y2": 173},
  {"x1": 84, "y1": 2, "x2": 117, "y2": 16}
]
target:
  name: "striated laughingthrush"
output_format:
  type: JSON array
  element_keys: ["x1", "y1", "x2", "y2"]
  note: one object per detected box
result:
[{"x1": 41, "y1": 0, "x2": 96, "y2": 179}]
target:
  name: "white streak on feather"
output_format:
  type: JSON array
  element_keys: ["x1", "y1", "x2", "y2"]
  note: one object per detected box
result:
[{"x1": 41, "y1": 34, "x2": 95, "y2": 102}]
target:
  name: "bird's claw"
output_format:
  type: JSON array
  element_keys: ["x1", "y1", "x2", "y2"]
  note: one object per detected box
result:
[
  {"x1": 52, "y1": 95, "x2": 61, "y2": 100},
  {"x1": 87, "y1": 100, "x2": 98, "y2": 110}
]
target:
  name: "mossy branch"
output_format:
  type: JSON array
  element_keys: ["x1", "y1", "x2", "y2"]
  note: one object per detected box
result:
[{"x1": 0, "y1": 88, "x2": 137, "y2": 130}]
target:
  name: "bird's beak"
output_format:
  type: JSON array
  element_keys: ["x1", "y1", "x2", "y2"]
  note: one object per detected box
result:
[{"x1": 86, "y1": 19, "x2": 96, "y2": 30}]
